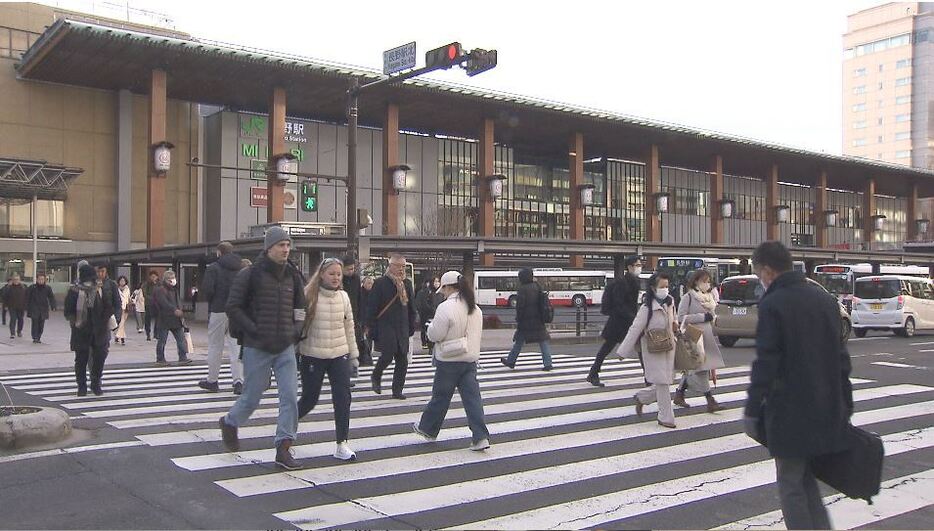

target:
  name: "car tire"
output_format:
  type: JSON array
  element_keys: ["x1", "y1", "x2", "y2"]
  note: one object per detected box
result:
[
  {"x1": 854, "y1": 328, "x2": 868, "y2": 338},
  {"x1": 508, "y1": 296, "x2": 517, "y2": 309},
  {"x1": 572, "y1": 294, "x2": 586, "y2": 308},
  {"x1": 718, "y1": 336, "x2": 738, "y2": 347},
  {"x1": 840, "y1": 318, "x2": 851, "y2": 343},
  {"x1": 897, "y1": 317, "x2": 916, "y2": 338}
]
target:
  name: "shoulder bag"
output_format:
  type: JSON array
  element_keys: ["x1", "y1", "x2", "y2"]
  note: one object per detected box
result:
[{"x1": 675, "y1": 323, "x2": 706, "y2": 370}]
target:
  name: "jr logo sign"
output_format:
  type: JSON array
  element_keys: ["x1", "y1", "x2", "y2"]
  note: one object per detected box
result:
[{"x1": 240, "y1": 115, "x2": 267, "y2": 138}]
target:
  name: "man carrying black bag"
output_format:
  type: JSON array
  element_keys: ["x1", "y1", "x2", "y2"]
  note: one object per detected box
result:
[{"x1": 744, "y1": 241, "x2": 854, "y2": 530}]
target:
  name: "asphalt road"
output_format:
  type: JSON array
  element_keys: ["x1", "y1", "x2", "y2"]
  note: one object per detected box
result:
[{"x1": 1, "y1": 333, "x2": 932, "y2": 529}]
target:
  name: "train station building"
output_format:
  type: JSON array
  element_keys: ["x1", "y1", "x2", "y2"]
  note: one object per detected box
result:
[{"x1": 3, "y1": 1, "x2": 934, "y2": 290}]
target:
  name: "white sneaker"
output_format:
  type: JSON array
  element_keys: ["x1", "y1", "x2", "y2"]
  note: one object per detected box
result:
[
  {"x1": 412, "y1": 423, "x2": 436, "y2": 442},
  {"x1": 334, "y1": 441, "x2": 356, "y2": 461},
  {"x1": 469, "y1": 438, "x2": 490, "y2": 451}
]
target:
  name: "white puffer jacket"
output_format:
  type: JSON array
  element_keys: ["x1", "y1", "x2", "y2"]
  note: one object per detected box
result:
[
  {"x1": 427, "y1": 293, "x2": 483, "y2": 363},
  {"x1": 298, "y1": 287, "x2": 359, "y2": 360}
]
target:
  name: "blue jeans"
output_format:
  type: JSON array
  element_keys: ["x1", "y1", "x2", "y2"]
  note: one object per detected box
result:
[
  {"x1": 225, "y1": 345, "x2": 298, "y2": 446},
  {"x1": 505, "y1": 332, "x2": 553, "y2": 368},
  {"x1": 156, "y1": 327, "x2": 188, "y2": 362},
  {"x1": 418, "y1": 360, "x2": 489, "y2": 444}
]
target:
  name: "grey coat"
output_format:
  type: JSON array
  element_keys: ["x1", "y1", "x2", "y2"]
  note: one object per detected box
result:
[
  {"x1": 617, "y1": 298, "x2": 677, "y2": 385},
  {"x1": 677, "y1": 289, "x2": 725, "y2": 372}
]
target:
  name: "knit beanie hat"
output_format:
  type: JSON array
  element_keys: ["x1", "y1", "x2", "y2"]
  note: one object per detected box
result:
[
  {"x1": 78, "y1": 264, "x2": 96, "y2": 283},
  {"x1": 264, "y1": 226, "x2": 292, "y2": 251}
]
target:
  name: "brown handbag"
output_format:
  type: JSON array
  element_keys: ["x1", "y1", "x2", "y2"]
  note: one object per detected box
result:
[{"x1": 645, "y1": 327, "x2": 674, "y2": 353}]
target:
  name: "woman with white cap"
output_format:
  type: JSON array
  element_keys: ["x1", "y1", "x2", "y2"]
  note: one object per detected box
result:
[{"x1": 413, "y1": 270, "x2": 490, "y2": 451}]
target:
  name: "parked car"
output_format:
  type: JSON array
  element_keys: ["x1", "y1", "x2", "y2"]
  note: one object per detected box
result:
[
  {"x1": 713, "y1": 275, "x2": 851, "y2": 347},
  {"x1": 851, "y1": 275, "x2": 934, "y2": 338}
]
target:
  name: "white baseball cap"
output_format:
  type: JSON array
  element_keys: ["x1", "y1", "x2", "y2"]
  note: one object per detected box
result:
[{"x1": 437, "y1": 270, "x2": 462, "y2": 293}]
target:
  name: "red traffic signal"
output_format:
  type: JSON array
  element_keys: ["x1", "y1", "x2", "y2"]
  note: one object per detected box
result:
[{"x1": 425, "y1": 42, "x2": 465, "y2": 70}]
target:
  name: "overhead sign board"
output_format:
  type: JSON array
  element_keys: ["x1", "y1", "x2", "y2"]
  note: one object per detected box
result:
[{"x1": 383, "y1": 42, "x2": 416, "y2": 75}]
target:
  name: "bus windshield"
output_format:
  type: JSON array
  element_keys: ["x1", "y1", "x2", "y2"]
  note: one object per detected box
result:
[{"x1": 816, "y1": 273, "x2": 852, "y2": 295}]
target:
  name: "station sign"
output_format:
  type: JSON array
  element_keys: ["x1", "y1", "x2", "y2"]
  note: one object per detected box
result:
[{"x1": 383, "y1": 42, "x2": 416, "y2": 75}]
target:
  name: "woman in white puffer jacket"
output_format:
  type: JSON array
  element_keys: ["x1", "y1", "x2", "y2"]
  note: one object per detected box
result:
[
  {"x1": 413, "y1": 270, "x2": 490, "y2": 451},
  {"x1": 297, "y1": 257, "x2": 359, "y2": 461}
]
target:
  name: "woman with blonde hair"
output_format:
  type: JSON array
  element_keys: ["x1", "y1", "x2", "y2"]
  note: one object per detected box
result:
[{"x1": 297, "y1": 257, "x2": 359, "y2": 461}]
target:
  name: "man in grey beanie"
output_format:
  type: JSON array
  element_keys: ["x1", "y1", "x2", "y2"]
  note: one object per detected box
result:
[{"x1": 221, "y1": 225, "x2": 307, "y2": 469}]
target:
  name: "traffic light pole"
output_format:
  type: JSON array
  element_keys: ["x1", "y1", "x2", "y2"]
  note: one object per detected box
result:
[{"x1": 347, "y1": 78, "x2": 359, "y2": 258}]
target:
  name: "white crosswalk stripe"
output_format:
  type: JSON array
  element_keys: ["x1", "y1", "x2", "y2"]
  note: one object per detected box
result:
[{"x1": 3, "y1": 350, "x2": 932, "y2": 530}]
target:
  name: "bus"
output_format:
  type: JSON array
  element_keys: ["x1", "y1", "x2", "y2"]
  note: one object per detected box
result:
[
  {"x1": 474, "y1": 269, "x2": 607, "y2": 308},
  {"x1": 814, "y1": 263, "x2": 930, "y2": 310},
  {"x1": 656, "y1": 257, "x2": 744, "y2": 300}
]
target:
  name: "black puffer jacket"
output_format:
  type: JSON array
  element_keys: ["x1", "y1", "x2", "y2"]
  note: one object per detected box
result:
[
  {"x1": 200, "y1": 252, "x2": 242, "y2": 313},
  {"x1": 515, "y1": 268, "x2": 549, "y2": 344},
  {"x1": 600, "y1": 273, "x2": 640, "y2": 343},
  {"x1": 226, "y1": 254, "x2": 306, "y2": 354}
]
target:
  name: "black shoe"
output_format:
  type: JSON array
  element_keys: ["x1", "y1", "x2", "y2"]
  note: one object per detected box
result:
[
  {"x1": 232, "y1": 381, "x2": 243, "y2": 395},
  {"x1": 177, "y1": 357, "x2": 193, "y2": 366},
  {"x1": 146, "y1": 336, "x2": 152, "y2": 341},
  {"x1": 349, "y1": 380, "x2": 356, "y2": 388},
  {"x1": 91, "y1": 385, "x2": 103, "y2": 396},
  {"x1": 219, "y1": 416, "x2": 239, "y2": 452},
  {"x1": 392, "y1": 393, "x2": 407, "y2": 400},
  {"x1": 542, "y1": 365, "x2": 553, "y2": 372},
  {"x1": 17, "y1": 332, "x2": 21, "y2": 338},
  {"x1": 586, "y1": 372, "x2": 605, "y2": 387},
  {"x1": 198, "y1": 379, "x2": 220, "y2": 393},
  {"x1": 9, "y1": 335, "x2": 14, "y2": 340},
  {"x1": 371, "y1": 373, "x2": 382, "y2": 394},
  {"x1": 77, "y1": 387, "x2": 87, "y2": 397},
  {"x1": 275, "y1": 440, "x2": 302, "y2": 470},
  {"x1": 500, "y1": 357, "x2": 515, "y2": 369}
]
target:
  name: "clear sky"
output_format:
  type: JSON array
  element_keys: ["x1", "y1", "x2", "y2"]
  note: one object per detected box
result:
[{"x1": 48, "y1": 0, "x2": 884, "y2": 155}]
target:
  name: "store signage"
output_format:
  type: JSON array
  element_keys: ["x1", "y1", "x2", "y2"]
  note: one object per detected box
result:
[
  {"x1": 240, "y1": 114, "x2": 307, "y2": 143},
  {"x1": 250, "y1": 187, "x2": 268, "y2": 208}
]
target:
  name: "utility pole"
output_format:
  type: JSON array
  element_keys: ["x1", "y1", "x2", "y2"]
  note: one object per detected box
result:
[{"x1": 347, "y1": 78, "x2": 360, "y2": 257}]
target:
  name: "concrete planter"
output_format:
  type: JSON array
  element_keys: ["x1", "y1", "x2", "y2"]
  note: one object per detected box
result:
[{"x1": 0, "y1": 406, "x2": 72, "y2": 449}]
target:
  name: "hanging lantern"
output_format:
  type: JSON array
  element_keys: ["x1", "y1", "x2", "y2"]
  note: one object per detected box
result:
[
  {"x1": 274, "y1": 153, "x2": 298, "y2": 181},
  {"x1": 152, "y1": 141, "x2": 174, "y2": 174},
  {"x1": 824, "y1": 210, "x2": 838, "y2": 227},
  {"x1": 486, "y1": 174, "x2": 507, "y2": 199},
  {"x1": 916, "y1": 218, "x2": 930, "y2": 237},
  {"x1": 654, "y1": 192, "x2": 671, "y2": 214},
  {"x1": 390, "y1": 164, "x2": 411, "y2": 193},
  {"x1": 872, "y1": 214, "x2": 887, "y2": 231},
  {"x1": 719, "y1": 199, "x2": 735, "y2": 219},
  {"x1": 579, "y1": 183, "x2": 596, "y2": 207},
  {"x1": 775, "y1": 205, "x2": 791, "y2": 223}
]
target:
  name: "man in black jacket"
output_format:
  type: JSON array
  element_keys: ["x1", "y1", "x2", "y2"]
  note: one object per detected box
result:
[
  {"x1": 744, "y1": 241, "x2": 853, "y2": 530},
  {"x1": 587, "y1": 256, "x2": 642, "y2": 387},
  {"x1": 26, "y1": 272, "x2": 57, "y2": 343},
  {"x1": 142, "y1": 270, "x2": 160, "y2": 341},
  {"x1": 2, "y1": 275, "x2": 26, "y2": 339},
  {"x1": 501, "y1": 268, "x2": 554, "y2": 371},
  {"x1": 152, "y1": 270, "x2": 192, "y2": 366},
  {"x1": 65, "y1": 264, "x2": 116, "y2": 396},
  {"x1": 366, "y1": 253, "x2": 417, "y2": 399},
  {"x1": 96, "y1": 266, "x2": 122, "y2": 327},
  {"x1": 198, "y1": 242, "x2": 244, "y2": 394},
  {"x1": 221, "y1": 227, "x2": 307, "y2": 470}
]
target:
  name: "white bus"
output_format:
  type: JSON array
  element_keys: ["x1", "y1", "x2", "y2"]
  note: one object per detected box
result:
[
  {"x1": 474, "y1": 269, "x2": 607, "y2": 308},
  {"x1": 814, "y1": 263, "x2": 930, "y2": 310}
]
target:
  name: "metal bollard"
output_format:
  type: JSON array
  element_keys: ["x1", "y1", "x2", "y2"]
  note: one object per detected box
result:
[{"x1": 576, "y1": 306, "x2": 582, "y2": 337}]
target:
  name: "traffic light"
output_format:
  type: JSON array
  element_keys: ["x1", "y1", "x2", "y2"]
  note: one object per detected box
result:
[
  {"x1": 300, "y1": 180, "x2": 318, "y2": 212},
  {"x1": 425, "y1": 42, "x2": 465, "y2": 71},
  {"x1": 465, "y1": 48, "x2": 497, "y2": 77}
]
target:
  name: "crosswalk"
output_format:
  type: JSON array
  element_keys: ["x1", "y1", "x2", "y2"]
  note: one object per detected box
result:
[{"x1": 2, "y1": 350, "x2": 933, "y2": 530}]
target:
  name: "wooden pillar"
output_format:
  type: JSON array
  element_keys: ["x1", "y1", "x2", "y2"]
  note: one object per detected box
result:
[
  {"x1": 815, "y1": 170, "x2": 828, "y2": 248},
  {"x1": 907, "y1": 182, "x2": 919, "y2": 241},
  {"x1": 382, "y1": 103, "x2": 400, "y2": 236},
  {"x1": 478, "y1": 118, "x2": 495, "y2": 266},
  {"x1": 710, "y1": 155, "x2": 724, "y2": 245},
  {"x1": 147, "y1": 69, "x2": 167, "y2": 249},
  {"x1": 266, "y1": 86, "x2": 286, "y2": 223},
  {"x1": 766, "y1": 163, "x2": 779, "y2": 241},
  {"x1": 569, "y1": 132, "x2": 584, "y2": 268},
  {"x1": 863, "y1": 177, "x2": 876, "y2": 245},
  {"x1": 645, "y1": 145, "x2": 661, "y2": 242}
]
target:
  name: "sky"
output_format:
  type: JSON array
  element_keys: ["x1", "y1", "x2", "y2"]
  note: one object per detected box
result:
[{"x1": 48, "y1": 0, "x2": 884, "y2": 155}]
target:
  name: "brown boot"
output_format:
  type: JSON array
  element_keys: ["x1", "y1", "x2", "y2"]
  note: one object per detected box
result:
[
  {"x1": 275, "y1": 439, "x2": 302, "y2": 470},
  {"x1": 673, "y1": 388, "x2": 690, "y2": 408},
  {"x1": 705, "y1": 392, "x2": 724, "y2": 413}
]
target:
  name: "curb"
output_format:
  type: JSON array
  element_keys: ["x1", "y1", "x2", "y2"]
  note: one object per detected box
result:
[{"x1": 0, "y1": 406, "x2": 72, "y2": 449}]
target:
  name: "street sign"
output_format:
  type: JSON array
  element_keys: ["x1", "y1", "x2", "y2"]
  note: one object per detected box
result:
[
  {"x1": 250, "y1": 186, "x2": 267, "y2": 208},
  {"x1": 383, "y1": 42, "x2": 416, "y2": 75}
]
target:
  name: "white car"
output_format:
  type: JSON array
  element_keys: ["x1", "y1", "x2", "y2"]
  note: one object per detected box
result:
[{"x1": 851, "y1": 275, "x2": 934, "y2": 338}]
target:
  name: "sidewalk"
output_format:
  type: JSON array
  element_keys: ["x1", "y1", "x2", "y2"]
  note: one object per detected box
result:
[{"x1": 0, "y1": 313, "x2": 600, "y2": 374}]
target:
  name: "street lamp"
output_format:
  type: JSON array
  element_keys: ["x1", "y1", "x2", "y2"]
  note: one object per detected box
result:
[
  {"x1": 152, "y1": 141, "x2": 174, "y2": 175},
  {"x1": 653, "y1": 192, "x2": 671, "y2": 214},
  {"x1": 273, "y1": 153, "x2": 298, "y2": 181},
  {"x1": 390, "y1": 164, "x2": 411, "y2": 193},
  {"x1": 872, "y1": 214, "x2": 887, "y2": 231},
  {"x1": 579, "y1": 183, "x2": 596, "y2": 207},
  {"x1": 824, "y1": 210, "x2": 839, "y2": 227},
  {"x1": 485, "y1": 174, "x2": 507, "y2": 199},
  {"x1": 917, "y1": 218, "x2": 930, "y2": 237},
  {"x1": 719, "y1": 199, "x2": 735, "y2": 219},
  {"x1": 775, "y1": 205, "x2": 791, "y2": 223}
]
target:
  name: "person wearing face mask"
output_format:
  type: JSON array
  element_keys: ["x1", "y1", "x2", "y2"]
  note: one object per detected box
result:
[
  {"x1": 675, "y1": 270, "x2": 725, "y2": 412},
  {"x1": 65, "y1": 264, "x2": 116, "y2": 396},
  {"x1": 297, "y1": 257, "x2": 359, "y2": 463},
  {"x1": 588, "y1": 255, "x2": 642, "y2": 387},
  {"x1": 152, "y1": 270, "x2": 192, "y2": 367},
  {"x1": 616, "y1": 272, "x2": 679, "y2": 429}
]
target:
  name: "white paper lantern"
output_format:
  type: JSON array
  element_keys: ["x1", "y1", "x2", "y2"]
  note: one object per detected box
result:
[
  {"x1": 580, "y1": 184, "x2": 596, "y2": 206},
  {"x1": 720, "y1": 199, "x2": 735, "y2": 219},
  {"x1": 824, "y1": 210, "x2": 838, "y2": 227},
  {"x1": 276, "y1": 156, "x2": 297, "y2": 181},
  {"x1": 390, "y1": 165, "x2": 411, "y2": 192},
  {"x1": 153, "y1": 143, "x2": 173, "y2": 173},
  {"x1": 776, "y1": 205, "x2": 790, "y2": 223}
]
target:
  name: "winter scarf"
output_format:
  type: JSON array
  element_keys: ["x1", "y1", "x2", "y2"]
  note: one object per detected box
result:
[
  {"x1": 386, "y1": 267, "x2": 409, "y2": 305},
  {"x1": 74, "y1": 282, "x2": 99, "y2": 329},
  {"x1": 690, "y1": 288, "x2": 717, "y2": 312}
]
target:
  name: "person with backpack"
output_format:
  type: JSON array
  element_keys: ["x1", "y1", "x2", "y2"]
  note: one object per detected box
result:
[
  {"x1": 198, "y1": 241, "x2": 244, "y2": 394},
  {"x1": 220, "y1": 227, "x2": 307, "y2": 470},
  {"x1": 413, "y1": 271, "x2": 490, "y2": 451},
  {"x1": 500, "y1": 268, "x2": 553, "y2": 371},
  {"x1": 64, "y1": 264, "x2": 116, "y2": 396},
  {"x1": 587, "y1": 256, "x2": 642, "y2": 387},
  {"x1": 25, "y1": 272, "x2": 57, "y2": 344},
  {"x1": 616, "y1": 272, "x2": 679, "y2": 429},
  {"x1": 366, "y1": 253, "x2": 417, "y2": 399},
  {"x1": 297, "y1": 257, "x2": 359, "y2": 462},
  {"x1": 152, "y1": 270, "x2": 192, "y2": 367}
]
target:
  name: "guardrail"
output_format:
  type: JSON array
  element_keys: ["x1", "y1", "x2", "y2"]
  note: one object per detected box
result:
[{"x1": 482, "y1": 306, "x2": 607, "y2": 337}]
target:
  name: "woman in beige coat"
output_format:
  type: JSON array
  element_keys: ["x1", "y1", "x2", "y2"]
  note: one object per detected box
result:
[
  {"x1": 676, "y1": 270, "x2": 726, "y2": 412},
  {"x1": 616, "y1": 272, "x2": 679, "y2": 428}
]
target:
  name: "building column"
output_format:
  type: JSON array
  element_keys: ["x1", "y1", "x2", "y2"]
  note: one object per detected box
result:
[
  {"x1": 907, "y1": 182, "x2": 919, "y2": 241},
  {"x1": 863, "y1": 177, "x2": 876, "y2": 245},
  {"x1": 644, "y1": 145, "x2": 661, "y2": 243},
  {"x1": 147, "y1": 69, "x2": 167, "y2": 249},
  {"x1": 815, "y1": 170, "x2": 828, "y2": 248},
  {"x1": 117, "y1": 89, "x2": 133, "y2": 251},
  {"x1": 766, "y1": 163, "x2": 779, "y2": 241},
  {"x1": 382, "y1": 103, "x2": 400, "y2": 236},
  {"x1": 710, "y1": 155, "x2": 724, "y2": 245},
  {"x1": 266, "y1": 86, "x2": 286, "y2": 223},
  {"x1": 569, "y1": 132, "x2": 584, "y2": 268},
  {"x1": 478, "y1": 118, "x2": 495, "y2": 266}
]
